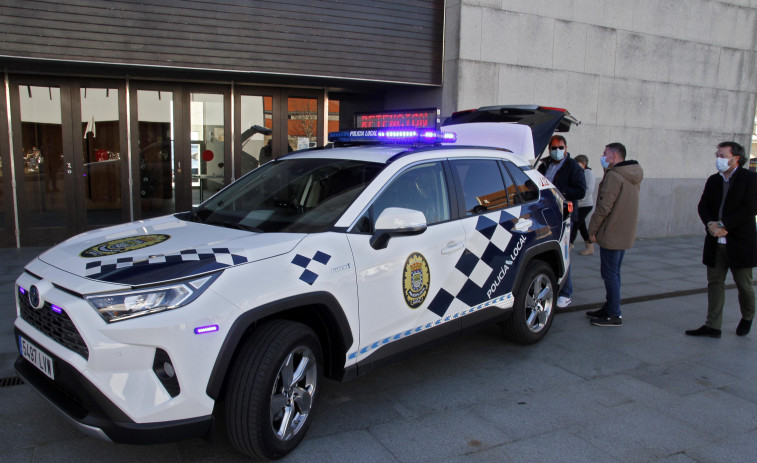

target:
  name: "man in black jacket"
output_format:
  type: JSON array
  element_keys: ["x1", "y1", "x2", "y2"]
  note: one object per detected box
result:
[
  {"x1": 538, "y1": 135, "x2": 586, "y2": 308},
  {"x1": 687, "y1": 141, "x2": 757, "y2": 338}
]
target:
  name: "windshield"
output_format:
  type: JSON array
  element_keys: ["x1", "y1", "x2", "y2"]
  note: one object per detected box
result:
[{"x1": 188, "y1": 158, "x2": 384, "y2": 233}]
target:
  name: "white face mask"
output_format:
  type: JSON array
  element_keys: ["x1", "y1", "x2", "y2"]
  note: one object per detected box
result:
[
  {"x1": 600, "y1": 155, "x2": 610, "y2": 169},
  {"x1": 550, "y1": 148, "x2": 565, "y2": 161},
  {"x1": 716, "y1": 157, "x2": 731, "y2": 172}
]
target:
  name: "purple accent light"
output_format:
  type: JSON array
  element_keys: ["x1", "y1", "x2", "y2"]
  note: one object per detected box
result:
[
  {"x1": 194, "y1": 324, "x2": 219, "y2": 335},
  {"x1": 51, "y1": 305, "x2": 63, "y2": 314},
  {"x1": 19, "y1": 287, "x2": 26, "y2": 294}
]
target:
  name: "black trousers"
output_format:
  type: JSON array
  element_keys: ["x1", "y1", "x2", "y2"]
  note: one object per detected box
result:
[{"x1": 570, "y1": 206, "x2": 593, "y2": 244}]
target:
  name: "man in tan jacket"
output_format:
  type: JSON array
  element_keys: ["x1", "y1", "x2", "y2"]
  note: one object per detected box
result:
[{"x1": 586, "y1": 143, "x2": 644, "y2": 326}]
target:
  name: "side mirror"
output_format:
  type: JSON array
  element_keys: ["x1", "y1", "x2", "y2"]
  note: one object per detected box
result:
[{"x1": 369, "y1": 207, "x2": 427, "y2": 250}]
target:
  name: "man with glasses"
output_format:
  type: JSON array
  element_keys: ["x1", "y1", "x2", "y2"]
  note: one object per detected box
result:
[
  {"x1": 686, "y1": 141, "x2": 757, "y2": 338},
  {"x1": 537, "y1": 135, "x2": 586, "y2": 308}
]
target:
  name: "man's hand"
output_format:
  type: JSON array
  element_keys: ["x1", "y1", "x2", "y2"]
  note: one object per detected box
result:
[
  {"x1": 590, "y1": 235, "x2": 597, "y2": 243},
  {"x1": 707, "y1": 221, "x2": 728, "y2": 237}
]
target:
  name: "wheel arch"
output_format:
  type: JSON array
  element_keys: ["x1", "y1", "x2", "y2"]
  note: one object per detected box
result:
[
  {"x1": 512, "y1": 240, "x2": 565, "y2": 294},
  {"x1": 205, "y1": 292, "x2": 354, "y2": 401}
]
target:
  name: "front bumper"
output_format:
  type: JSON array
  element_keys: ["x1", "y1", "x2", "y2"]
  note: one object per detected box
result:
[{"x1": 14, "y1": 327, "x2": 213, "y2": 444}]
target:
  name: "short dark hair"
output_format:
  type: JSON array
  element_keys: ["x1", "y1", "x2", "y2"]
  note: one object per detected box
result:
[
  {"x1": 550, "y1": 135, "x2": 567, "y2": 147},
  {"x1": 606, "y1": 142, "x2": 626, "y2": 160},
  {"x1": 574, "y1": 154, "x2": 589, "y2": 166},
  {"x1": 717, "y1": 141, "x2": 746, "y2": 167}
]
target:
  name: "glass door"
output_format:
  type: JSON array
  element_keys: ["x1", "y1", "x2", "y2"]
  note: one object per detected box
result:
[
  {"x1": 188, "y1": 91, "x2": 227, "y2": 207},
  {"x1": 10, "y1": 80, "x2": 75, "y2": 246},
  {"x1": 133, "y1": 87, "x2": 178, "y2": 220},
  {"x1": 75, "y1": 82, "x2": 128, "y2": 228},
  {"x1": 0, "y1": 80, "x2": 14, "y2": 247},
  {"x1": 235, "y1": 88, "x2": 278, "y2": 178},
  {"x1": 285, "y1": 93, "x2": 323, "y2": 152}
]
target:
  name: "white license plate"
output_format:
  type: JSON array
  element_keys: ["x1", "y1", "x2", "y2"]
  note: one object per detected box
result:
[{"x1": 19, "y1": 335, "x2": 55, "y2": 380}]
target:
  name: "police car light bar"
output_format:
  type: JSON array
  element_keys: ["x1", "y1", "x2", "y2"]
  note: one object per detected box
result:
[{"x1": 328, "y1": 128, "x2": 457, "y2": 144}]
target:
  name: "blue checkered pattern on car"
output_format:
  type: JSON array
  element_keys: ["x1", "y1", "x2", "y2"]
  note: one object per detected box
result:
[
  {"x1": 426, "y1": 208, "x2": 530, "y2": 317},
  {"x1": 291, "y1": 251, "x2": 331, "y2": 285},
  {"x1": 84, "y1": 248, "x2": 248, "y2": 283}
]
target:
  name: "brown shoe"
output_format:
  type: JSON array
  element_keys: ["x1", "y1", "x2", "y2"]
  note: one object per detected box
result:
[{"x1": 579, "y1": 242, "x2": 594, "y2": 256}]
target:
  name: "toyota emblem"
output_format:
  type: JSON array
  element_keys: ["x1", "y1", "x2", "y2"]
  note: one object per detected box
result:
[{"x1": 29, "y1": 285, "x2": 42, "y2": 309}]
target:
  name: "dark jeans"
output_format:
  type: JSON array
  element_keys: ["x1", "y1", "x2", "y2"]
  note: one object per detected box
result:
[
  {"x1": 600, "y1": 247, "x2": 625, "y2": 317},
  {"x1": 570, "y1": 206, "x2": 593, "y2": 243},
  {"x1": 706, "y1": 244, "x2": 755, "y2": 329}
]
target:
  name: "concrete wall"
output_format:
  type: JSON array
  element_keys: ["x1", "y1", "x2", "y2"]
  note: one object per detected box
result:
[{"x1": 438, "y1": 0, "x2": 757, "y2": 238}]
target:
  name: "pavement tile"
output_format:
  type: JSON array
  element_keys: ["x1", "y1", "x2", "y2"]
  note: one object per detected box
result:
[
  {"x1": 626, "y1": 360, "x2": 741, "y2": 397},
  {"x1": 472, "y1": 429, "x2": 618, "y2": 463},
  {"x1": 369, "y1": 408, "x2": 511, "y2": 463},
  {"x1": 2, "y1": 448, "x2": 34, "y2": 463},
  {"x1": 30, "y1": 438, "x2": 180, "y2": 463},
  {"x1": 656, "y1": 387, "x2": 757, "y2": 441},
  {"x1": 285, "y1": 430, "x2": 397, "y2": 463},
  {"x1": 570, "y1": 401, "x2": 706, "y2": 463},
  {"x1": 683, "y1": 428, "x2": 757, "y2": 463}
]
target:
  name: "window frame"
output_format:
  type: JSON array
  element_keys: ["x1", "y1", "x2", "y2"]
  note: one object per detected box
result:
[{"x1": 500, "y1": 160, "x2": 541, "y2": 206}]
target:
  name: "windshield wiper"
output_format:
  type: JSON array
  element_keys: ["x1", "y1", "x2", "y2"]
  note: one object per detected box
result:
[
  {"x1": 204, "y1": 220, "x2": 262, "y2": 233},
  {"x1": 186, "y1": 209, "x2": 204, "y2": 223}
]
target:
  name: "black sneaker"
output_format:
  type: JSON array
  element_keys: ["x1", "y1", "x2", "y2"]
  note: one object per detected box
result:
[
  {"x1": 684, "y1": 325, "x2": 721, "y2": 338},
  {"x1": 590, "y1": 315, "x2": 623, "y2": 327},
  {"x1": 585, "y1": 309, "x2": 608, "y2": 319}
]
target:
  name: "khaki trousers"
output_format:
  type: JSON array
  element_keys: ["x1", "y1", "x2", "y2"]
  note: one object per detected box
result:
[{"x1": 706, "y1": 244, "x2": 756, "y2": 329}]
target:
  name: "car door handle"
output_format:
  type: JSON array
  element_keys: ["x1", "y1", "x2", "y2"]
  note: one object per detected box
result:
[{"x1": 441, "y1": 240, "x2": 464, "y2": 255}]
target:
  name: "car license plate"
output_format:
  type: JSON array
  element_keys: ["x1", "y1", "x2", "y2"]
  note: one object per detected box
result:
[{"x1": 19, "y1": 335, "x2": 55, "y2": 380}]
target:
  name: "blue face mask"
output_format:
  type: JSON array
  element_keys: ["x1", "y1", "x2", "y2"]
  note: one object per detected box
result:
[
  {"x1": 600, "y1": 155, "x2": 610, "y2": 169},
  {"x1": 716, "y1": 157, "x2": 731, "y2": 172},
  {"x1": 550, "y1": 148, "x2": 565, "y2": 161}
]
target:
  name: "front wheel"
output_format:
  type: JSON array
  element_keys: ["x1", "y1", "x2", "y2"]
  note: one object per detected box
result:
[
  {"x1": 225, "y1": 320, "x2": 323, "y2": 460},
  {"x1": 501, "y1": 260, "x2": 557, "y2": 344}
]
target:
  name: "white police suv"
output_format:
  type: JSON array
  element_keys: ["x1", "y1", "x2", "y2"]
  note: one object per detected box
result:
[{"x1": 14, "y1": 106, "x2": 576, "y2": 460}]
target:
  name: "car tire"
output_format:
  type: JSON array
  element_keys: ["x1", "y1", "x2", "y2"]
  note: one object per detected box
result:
[
  {"x1": 225, "y1": 320, "x2": 323, "y2": 460},
  {"x1": 501, "y1": 260, "x2": 556, "y2": 344}
]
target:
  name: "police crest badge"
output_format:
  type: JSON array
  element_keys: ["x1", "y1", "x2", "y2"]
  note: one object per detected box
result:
[{"x1": 403, "y1": 252, "x2": 430, "y2": 308}]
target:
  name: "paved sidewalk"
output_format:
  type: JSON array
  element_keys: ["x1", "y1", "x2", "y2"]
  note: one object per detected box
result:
[
  {"x1": 567, "y1": 234, "x2": 720, "y2": 311},
  {"x1": 2, "y1": 235, "x2": 756, "y2": 462}
]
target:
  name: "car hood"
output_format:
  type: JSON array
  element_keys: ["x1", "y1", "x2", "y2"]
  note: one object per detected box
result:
[{"x1": 38, "y1": 215, "x2": 305, "y2": 286}]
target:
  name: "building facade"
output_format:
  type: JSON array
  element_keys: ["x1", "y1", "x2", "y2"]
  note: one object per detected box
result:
[
  {"x1": 435, "y1": 0, "x2": 757, "y2": 238},
  {"x1": 1, "y1": 0, "x2": 756, "y2": 247}
]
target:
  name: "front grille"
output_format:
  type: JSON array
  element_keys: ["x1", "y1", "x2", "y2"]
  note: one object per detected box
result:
[{"x1": 18, "y1": 288, "x2": 89, "y2": 360}]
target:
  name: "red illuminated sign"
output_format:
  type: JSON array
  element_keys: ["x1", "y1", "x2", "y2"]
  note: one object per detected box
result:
[{"x1": 354, "y1": 108, "x2": 438, "y2": 129}]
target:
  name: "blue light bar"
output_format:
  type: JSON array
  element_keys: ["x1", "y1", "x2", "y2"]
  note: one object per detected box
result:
[
  {"x1": 328, "y1": 128, "x2": 456, "y2": 144},
  {"x1": 51, "y1": 305, "x2": 63, "y2": 314}
]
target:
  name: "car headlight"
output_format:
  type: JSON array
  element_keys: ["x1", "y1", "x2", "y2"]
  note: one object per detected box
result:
[{"x1": 85, "y1": 273, "x2": 220, "y2": 323}]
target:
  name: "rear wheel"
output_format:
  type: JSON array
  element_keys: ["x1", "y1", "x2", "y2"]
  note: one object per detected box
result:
[
  {"x1": 501, "y1": 260, "x2": 556, "y2": 344},
  {"x1": 225, "y1": 320, "x2": 322, "y2": 460}
]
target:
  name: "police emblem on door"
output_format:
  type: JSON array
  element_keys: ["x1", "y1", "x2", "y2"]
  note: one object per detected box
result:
[{"x1": 403, "y1": 252, "x2": 430, "y2": 308}]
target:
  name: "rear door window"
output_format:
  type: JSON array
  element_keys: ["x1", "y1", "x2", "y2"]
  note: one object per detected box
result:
[{"x1": 450, "y1": 159, "x2": 509, "y2": 216}]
